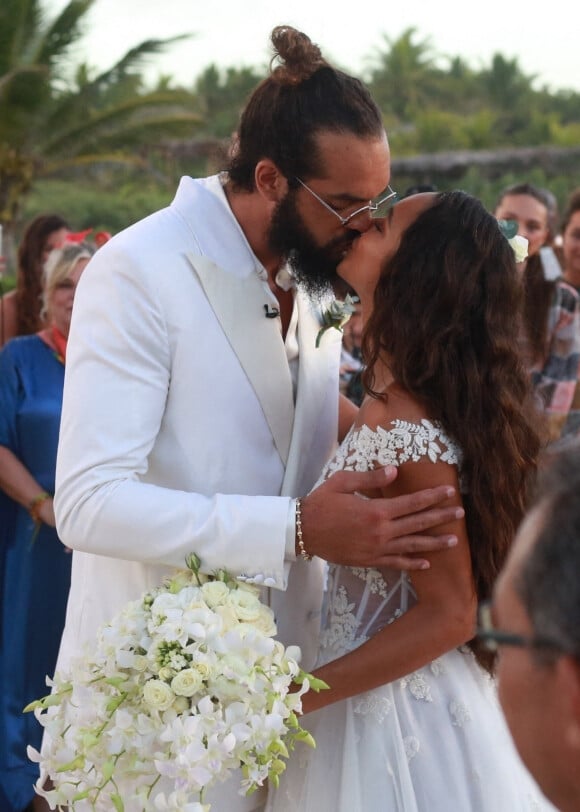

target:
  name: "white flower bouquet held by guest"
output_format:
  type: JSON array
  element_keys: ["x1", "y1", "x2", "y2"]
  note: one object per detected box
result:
[{"x1": 27, "y1": 555, "x2": 326, "y2": 812}]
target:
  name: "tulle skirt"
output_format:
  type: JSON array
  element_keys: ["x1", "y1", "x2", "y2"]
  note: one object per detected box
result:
[{"x1": 266, "y1": 648, "x2": 554, "y2": 812}]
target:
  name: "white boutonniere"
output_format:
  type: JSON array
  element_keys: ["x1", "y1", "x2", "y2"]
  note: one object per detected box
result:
[
  {"x1": 498, "y1": 219, "x2": 529, "y2": 263},
  {"x1": 316, "y1": 294, "x2": 357, "y2": 348}
]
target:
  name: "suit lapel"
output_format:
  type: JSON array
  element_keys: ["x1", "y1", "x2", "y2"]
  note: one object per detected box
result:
[
  {"x1": 186, "y1": 253, "x2": 295, "y2": 465},
  {"x1": 281, "y1": 289, "x2": 342, "y2": 496}
]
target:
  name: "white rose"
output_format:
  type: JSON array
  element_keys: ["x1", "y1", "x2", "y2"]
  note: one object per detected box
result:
[
  {"x1": 234, "y1": 582, "x2": 261, "y2": 598},
  {"x1": 172, "y1": 695, "x2": 190, "y2": 713},
  {"x1": 251, "y1": 606, "x2": 277, "y2": 637},
  {"x1": 509, "y1": 234, "x2": 528, "y2": 263},
  {"x1": 226, "y1": 590, "x2": 262, "y2": 622},
  {"x1": 143, "y1": 679, "x2": 175, "y2": 711},
  {"x1": 200, "y1": 581, "x2": 231, "y2": 608},
  {"x1": 171, "y1": 668, "x2": 204, "y2": 697},
  {"x1": 191, "y1": 660, "x2": 214, "y2": 681},
  {"x1": 215, "y1": 604, "x2": 239, "y2": 630}
]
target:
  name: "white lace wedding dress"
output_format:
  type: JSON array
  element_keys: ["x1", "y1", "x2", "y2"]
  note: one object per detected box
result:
[{"x1": 267, "y1": 419, "x2": 554, "y2": 812}]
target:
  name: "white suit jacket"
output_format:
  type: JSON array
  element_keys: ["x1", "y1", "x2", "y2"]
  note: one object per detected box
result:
[
  {"x1": 53, "y1": 177, "x2": 341, "y2": 803},
  {"x1": 54, "y1": 175, "x2": 341, "y2": 809}
]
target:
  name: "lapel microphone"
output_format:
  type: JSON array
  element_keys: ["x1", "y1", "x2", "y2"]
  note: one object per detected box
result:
[{"x1": 264, "y1": 304, "x2": 280, "y2": 319}]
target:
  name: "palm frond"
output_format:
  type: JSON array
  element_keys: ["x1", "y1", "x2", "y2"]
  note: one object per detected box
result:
[
  {"x1": 35, "y1": 0, "x2": 95, "y2": 66},
  {"x1": 0, "y1": 64, "x2": 47, "y2": 98},
  {"x1": 42, "y1": 100, "x2": 202, "y2": 156},
  {"x1": 89, "y1": 35, "x2": 193, "y2": 88}
]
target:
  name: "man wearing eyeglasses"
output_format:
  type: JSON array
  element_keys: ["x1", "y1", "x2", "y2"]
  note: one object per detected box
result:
[
  {"x1": 478, "y1": 445, "x2": 580, "y2": 812},
  {"x1": 49, "y1": 26, "x2": 460, "y2": 810}
]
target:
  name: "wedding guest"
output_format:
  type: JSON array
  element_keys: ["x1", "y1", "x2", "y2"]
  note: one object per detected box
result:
[
  {"x1": 0, "y1": 215, "x2": 70, "y2": 348},
  {"x1": 267, "y1": 191, "x2": 551, "y2": 811},
  {"x1": 47, "y1": 26, "x2": 461, "y2": 811},
  {"x1": 488, "y1": 442, "x2": 580, "y2": 812},
  {"x1": 559, "y1": 189, "x2": 580, "y2": 294},
  {"x1": 495, "y1": 183, "x2": 580, "y2": 443},
  {"x1": 0, "y1": 242, "x2": 93, "y2": 812}
]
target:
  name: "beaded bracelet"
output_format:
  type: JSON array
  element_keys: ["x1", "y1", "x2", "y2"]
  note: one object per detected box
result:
[
  {"x1": 295, "y1": 498, "x2": 312, "y2": 562},
  {"x1": 29, "y1": 491, "x2": 51, "y2": 524}
]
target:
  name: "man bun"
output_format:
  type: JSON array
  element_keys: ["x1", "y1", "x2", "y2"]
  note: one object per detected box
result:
[{"x1": 270, "y1": 25, "x2": 327, "y2": 85}]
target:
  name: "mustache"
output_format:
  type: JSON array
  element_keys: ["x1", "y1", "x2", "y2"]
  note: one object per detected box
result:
[{"x1": 329, "y1": 233, "x2": 357, "y2": 252}]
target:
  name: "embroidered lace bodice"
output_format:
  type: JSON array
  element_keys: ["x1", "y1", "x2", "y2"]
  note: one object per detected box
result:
[{"x1": 316, "y1": 419, "x2": 462, "y2": 666}]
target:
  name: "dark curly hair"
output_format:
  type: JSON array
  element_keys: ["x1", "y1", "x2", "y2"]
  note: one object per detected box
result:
[
  {"x1": 15, "y1": 214, "x2": 69, "y2": 336},
  {"x1": 227, "y1": 26, "x2": 384, "y2": 190},
  {"x1": 362, "y1": 190, "x2": 544, "y2": 671}
]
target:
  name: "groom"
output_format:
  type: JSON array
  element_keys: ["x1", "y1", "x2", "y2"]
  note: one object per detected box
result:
[{"x1": 53, "y1": 25, "x2": 460, "y2": 811}]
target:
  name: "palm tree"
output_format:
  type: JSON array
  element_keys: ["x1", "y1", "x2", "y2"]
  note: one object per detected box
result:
[
  {"x1": 0, "y1": 0, "x2": 201, "y2": 237},
  {"x1": 368, "y1": 28, "x2": 440, "y2": 120}
]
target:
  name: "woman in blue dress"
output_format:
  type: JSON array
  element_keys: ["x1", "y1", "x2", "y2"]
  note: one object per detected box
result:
[{"x1": 0, "y1": 242, "x2": 94, "y2": 812}]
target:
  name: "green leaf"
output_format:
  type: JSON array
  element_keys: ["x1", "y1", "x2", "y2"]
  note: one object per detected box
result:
[
  {"x1": 294, "y1": 730, "x2": 316, "y2": 748},
  {"x1": 308, "y1": 676, "x2": 330, "y2": 693},
  {"x1": 105, "y1": 677, "x2": 127, "y2": 688},
  {"x1": 72, "y1": 789, "x2": 91, "y2": 801},
  {"x1": 105, "y1": 692, "x2": 127, "y2": 713},
  {"x1": 101, "y1": 759, "x2": 115, "y2": 782},
  {"x1": 111, "y1": 792, "x2": 125, "y2": 812},
  {"x1": 56, "y1": 755, "x2": 85, "y2": 772}
]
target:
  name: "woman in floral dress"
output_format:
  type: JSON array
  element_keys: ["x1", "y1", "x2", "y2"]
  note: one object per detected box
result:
[{"x1": 268, "y1": 191, "x2": 554, "y2": 811}]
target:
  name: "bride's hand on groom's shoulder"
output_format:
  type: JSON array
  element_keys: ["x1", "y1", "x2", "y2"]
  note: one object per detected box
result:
[{"x1": 299, "y1": 467, "x2": 462, "y2": 571}]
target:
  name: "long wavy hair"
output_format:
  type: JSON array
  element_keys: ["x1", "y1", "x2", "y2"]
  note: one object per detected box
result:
[
  {"x1": 362, "y1": 190, "x2": 544, "y2": 671},
  {"x1": 15, "y1": 214, "x2": 69, "y2": 336}
]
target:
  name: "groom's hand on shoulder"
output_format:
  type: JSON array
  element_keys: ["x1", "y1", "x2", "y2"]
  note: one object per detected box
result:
[{"x1": 299, "y1": 467, "x2": 462, "y2": 571}]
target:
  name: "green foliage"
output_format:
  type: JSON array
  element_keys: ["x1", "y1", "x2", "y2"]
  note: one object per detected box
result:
[
  {"x1": 21, "y1": 178, "x2": 172, "y2": 235},
  {"x1": 369, "y1": 28, "x2": 439, "y2": 119},
  {"x1": 194, "y1": 63, "x2": 265, "y2": 138},
  {"x1": 3, "y1": 11, "x2": 580, "y2": 247},
  {"x1": 0, "y1": 0, "x2": 201, "y2": 226},
  {"x1": 366, "y1": 28, "x2": 580, "y2": 155},
  {"x1": 414, "y1": 110, "x2": 471, "y2": 153}
]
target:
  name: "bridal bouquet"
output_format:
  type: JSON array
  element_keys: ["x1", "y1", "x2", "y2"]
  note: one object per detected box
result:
[{"x1": 26, "y1": 554, "x2": 325, "y2": 811}]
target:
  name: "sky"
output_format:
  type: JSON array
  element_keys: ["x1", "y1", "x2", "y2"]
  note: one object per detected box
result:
[{"x1": 45, "y1": 0, "x2": 580, "y2": 94}]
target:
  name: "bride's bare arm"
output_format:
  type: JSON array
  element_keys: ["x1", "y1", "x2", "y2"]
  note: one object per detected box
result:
[{"x1": 301, "y1": 427, "x2": 476, "y2": 714}]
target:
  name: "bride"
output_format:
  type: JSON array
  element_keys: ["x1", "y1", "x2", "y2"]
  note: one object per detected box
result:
[{"x1": 267, "y1": 190, "x2": 554, "y2": 810}]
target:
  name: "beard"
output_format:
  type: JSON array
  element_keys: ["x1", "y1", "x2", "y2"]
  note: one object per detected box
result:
[{"x1": 267, "y1": 189, "x2": 356, "y2": 301}]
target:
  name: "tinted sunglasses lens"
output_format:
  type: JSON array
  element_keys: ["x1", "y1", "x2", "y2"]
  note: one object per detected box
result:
[{"x1": 370, "y1": 191, "x2": 398, "y2": 219}]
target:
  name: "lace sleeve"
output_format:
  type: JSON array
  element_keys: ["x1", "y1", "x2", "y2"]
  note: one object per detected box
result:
[{"x1": 319, "y1": 418, "x2": 463, "y2": 484}]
